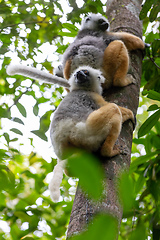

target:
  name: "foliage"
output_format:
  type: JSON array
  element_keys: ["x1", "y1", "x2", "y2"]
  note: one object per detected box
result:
[
  {"x1": 0, "y1": 0, "x2": 160, "y2": 239},
  {"x1": 119, "y1": 2, "x2": 160, "y2": 239},
  {"x1": 0, "y1": 0, "x2": 105, "y2": 239},
  {"x1": 70, "y1": 214, "x2": 118, "y2": 240}
]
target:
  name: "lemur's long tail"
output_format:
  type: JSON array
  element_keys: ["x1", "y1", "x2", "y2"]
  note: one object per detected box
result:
[
  {"x1": 49, "y1": 160, "x2": 66, "y2": 202},
  {"x1": 6, "y1": 64, "x2": 70, "y2": 88}
]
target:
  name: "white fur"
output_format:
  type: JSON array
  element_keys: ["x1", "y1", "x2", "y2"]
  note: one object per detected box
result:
[
  {"x1": 81, "y1": 13, "x2": 110, "y2": 31},
  {"x1": 69, "y1": 66, "x2": 105, "y2": 95},
  {"x1": 6, "y1": 64, "x2": 70, "y2": 88},
  {"x1": 49, "y1": 160, "x2": 66, "y2": 202},
  {"x1": 50, "y1": 118, "x2": 110, "y2": 160},
  {"x1": 54, "y1": 64, "x2": 64, "y2": 78},
  {"x1": 49, "y1": 66, "x2": 106, "y2": 201}
]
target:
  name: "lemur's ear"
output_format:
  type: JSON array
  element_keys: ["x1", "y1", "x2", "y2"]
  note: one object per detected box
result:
[{"x1": 98, "y1": 75, "x2": 105, "y2": 84}]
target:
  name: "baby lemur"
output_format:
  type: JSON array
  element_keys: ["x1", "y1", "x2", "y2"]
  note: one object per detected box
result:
[
  {"x1": 49, "y1": 66, "x2": 134, "y2": 201},
  {"x1": 57, "y1": 13, "x2": 145, "y2": 89}
]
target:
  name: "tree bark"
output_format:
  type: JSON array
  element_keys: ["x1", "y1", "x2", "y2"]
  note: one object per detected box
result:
[{"x1": 66, "y1": 0, "x2": 143, "y2": 239}]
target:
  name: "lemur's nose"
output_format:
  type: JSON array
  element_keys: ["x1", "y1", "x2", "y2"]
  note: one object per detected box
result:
[
  {"x1": 76, "y1": 70, "x2": 90, "y2": 82},
  {"x1": 98, "y1": 19, "x2": 109, "y2": 31}
]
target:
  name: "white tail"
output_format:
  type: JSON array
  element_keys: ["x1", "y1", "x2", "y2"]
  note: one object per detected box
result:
[
  {"x1": 49, "y1": 160, "x2": 66, "y2": 202},
  {"x1": 6, "y1": 64, "x2": 70, "y2": 88}
]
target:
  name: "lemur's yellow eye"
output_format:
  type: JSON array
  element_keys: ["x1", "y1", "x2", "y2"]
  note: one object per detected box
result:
[{"x1": 83, "y1": 70, "x2": 89, "y2": 75}]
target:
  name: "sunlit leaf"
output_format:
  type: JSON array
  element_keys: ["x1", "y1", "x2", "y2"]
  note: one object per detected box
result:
[
  {"x1": 59, "y1": 31, "x2": 77, "y2": 37},
  {"x1": 21, "y1": 237, "x2": 34, "y2": 240},
  {"x1": 62, "y1": 23, "x2": 79, "y2": 33}
]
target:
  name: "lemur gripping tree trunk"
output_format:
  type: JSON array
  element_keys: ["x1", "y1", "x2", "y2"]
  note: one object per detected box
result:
[{"x1": 66, "y1": 0, "x2": 143, "y2": 239}]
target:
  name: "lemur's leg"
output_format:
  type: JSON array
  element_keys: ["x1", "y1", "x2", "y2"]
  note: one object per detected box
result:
[
  {"x1": 118, "y1": 106, "x2": 134, "y2": 123},
  {"x1": 109, "y1": 32, "x2": 145, "y2": 51},
  {"x1": 86, "y1": 103, "x2": 122, "y2": 157},
  {"x1": 102, "y1": 40, "x2": 134, "y2": 88}
]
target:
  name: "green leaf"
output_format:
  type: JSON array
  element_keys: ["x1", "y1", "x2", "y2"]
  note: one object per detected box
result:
[
  {"x1": 139, "y1": 0, "x2": 154, "y2": 20},
  {"x1": 12, "y1": 117, "x2": 24, "y2": 125},
  {"x1": 70, "y1": 214, "x2": 118, "y2": 240},
  {"x1": 129, "y1": 223, "x2": 146, "y2": 240},
  {"x1": 118, "y1": 172, "x2": 135, "y2": 214},
  {"x1": 149, "y1": 1, "x2": 160, "y2": 22},
  {"x1": 138, "y1": 110, "x2": 160, "y2": 138},
  {"x1": 67, "y1": 150, "x2": 104, "y2": 200},
  {"x1": 3, "y1": 132, "x2": 10, "y2": 145},
  {"x1": 10, "y1": 128, "x2": 23, "y2": 136},
  {"x1": 33, "y1": 103, "x2": 39, "y2": 116},
  {"x1": 147, "y1": 104, "x2": 159, "y2": 111},
  {"x1": 31, "y1": 130, "x2": 48, "y2": 141},
  {"x1": 10, "y1": 138, "x2": 18, "y2": 142},
  {"x1": 152, "y1": 39, "x2": 160, "y2": 57},
  {"x1": 56, "y1": 44, "x2": 69, "y2": 54},
  {"x1": 62, "y1": 23, "x2": 79, "y2": 33},
  {"x1": 20, "y1": 237, "x2": 34, "y2": 240},
  {"x1": 58, "y1": 31, "x2": 77, "y2": 37},
  {"x1": 0, "y1": 166, "x2": 15, "y2": 190},
  {"x1": 16, "y1": 102, "x2": 27, "y2": 117},
  {"x1": 39, "y1": 110, "x2": 52, "y2": 133},
  {"x1": 0, "y1": 169, "x2": 10, "y2": 190},
  {"x1": 135, "y1": 174, "x2": 145, "y2": 194},
  {"x1": 0, "y1": 106, "x2": 10, "y2": 118}
]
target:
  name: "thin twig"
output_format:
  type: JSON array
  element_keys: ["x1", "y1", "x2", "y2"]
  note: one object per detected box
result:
[
  {"x1": 149, "y1": 56, "x2": 160, "y2": 69},
  {"x1": 0, "y1": 20, "x2": 49, "y2": 33}
]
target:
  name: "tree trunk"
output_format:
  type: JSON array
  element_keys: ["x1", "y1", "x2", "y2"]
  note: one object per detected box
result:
[{"x1": 66, "y1": 0, "x2": 143, "y2": 238}]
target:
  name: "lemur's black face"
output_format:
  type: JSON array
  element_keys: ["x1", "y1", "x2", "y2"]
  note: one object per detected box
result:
[
  {"x1": 97, "y1": 18, "x2": 109, "y2": 31},
  {"x1": 75, "y1": 70, "x2": 91, "y2": 88},
  {"x1": 84, "y1": 16, "x2": 109, "y2": 31}
]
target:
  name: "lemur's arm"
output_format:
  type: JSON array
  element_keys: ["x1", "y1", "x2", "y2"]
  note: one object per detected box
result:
[
  {"x1": 108, "y1": 32, "x2": 145, "y2": 51},
  {"x1": 6, "y1": 64, "x2": 70, "y2": 88}
]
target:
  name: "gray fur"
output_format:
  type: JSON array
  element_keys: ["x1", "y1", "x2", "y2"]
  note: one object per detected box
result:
[
  {"x1": 62, "y1": 14, "x2": 115, "y2": 75},
  {"x1": 63, "y1": 36, "x2": 106, "y2": 72},
  {"x1": 50, "y1": 66, "x2": 105, "y2": 159},
  {"x1": 51, "y1": 90, "x2": 99, "y2": 124}
]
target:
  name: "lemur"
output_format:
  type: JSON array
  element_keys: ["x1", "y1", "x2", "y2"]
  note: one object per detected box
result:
[
  {"x1": 49, "y1": 66, "x2": 135, "y2": 201},
  {"x1": 56, "y1": 13, "x2": 145, "y2": 89},
  {"x1": 7, "y1": 13, "x2": 145, "y2": 90}
]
